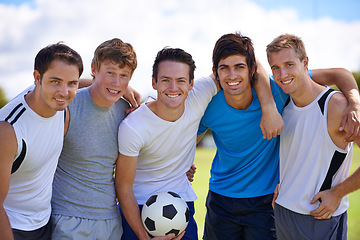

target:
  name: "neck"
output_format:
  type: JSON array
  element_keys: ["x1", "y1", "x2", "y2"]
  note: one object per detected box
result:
[
  {"x1": 146, "y1": 100, "x2": 184, "y2": 122},
  {"x1": 223, "y1": 88, "x2": 253, "y2": 110},
  {"x1": 291, "y1": 80, "x2": 326, "y2": 107},
  {"x1": 88, "y1": 85, "x2": 113, "y2": 108},
  {"x1": 25, "y1": 88, "x2": 56, "y2": 118}
]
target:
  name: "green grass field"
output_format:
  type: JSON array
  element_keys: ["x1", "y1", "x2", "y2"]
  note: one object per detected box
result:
[{"x1": 192, "y1": 146, "x2": 360, "y2": 239}]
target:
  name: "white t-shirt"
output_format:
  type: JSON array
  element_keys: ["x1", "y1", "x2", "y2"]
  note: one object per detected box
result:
[{"x1": 118, "y1": 76, "x2": 217, "y2": 204}]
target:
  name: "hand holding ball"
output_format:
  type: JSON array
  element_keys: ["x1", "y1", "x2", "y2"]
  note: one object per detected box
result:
[{"x1": 141, "y1": 191, "x2": 189, "y2": 237}]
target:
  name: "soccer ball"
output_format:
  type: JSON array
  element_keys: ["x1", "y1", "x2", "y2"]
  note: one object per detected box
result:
[{"x1": 141, "y1": 191, "x2": 190, "y2": 237}]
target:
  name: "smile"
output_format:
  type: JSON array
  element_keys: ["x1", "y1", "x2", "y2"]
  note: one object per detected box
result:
[
  {"x1": 166, "y1": 94, "x2": 181, "y2": 98},
  {"x1": 227, "y1": 81, "x2": 240, "y2": 86},
  {"x1": 107, "y1": 88, "x2": 120, "y2": 94},
  {"x1": 282, "y1": 78, "x2": 293, "y2": 84},
  {"x1": 55, "y1": 98, "x2": 66, "y2": 103}
]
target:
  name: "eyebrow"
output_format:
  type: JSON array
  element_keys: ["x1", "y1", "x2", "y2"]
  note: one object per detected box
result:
[
  {"x1": 218, "y1": 62, "x2": 246, "y2": 68},
  {"x1": 49, "y1": 76, "x2": 63, "y2": 81}
]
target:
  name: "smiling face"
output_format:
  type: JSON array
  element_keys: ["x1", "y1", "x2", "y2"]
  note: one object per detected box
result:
[
  {"x1": 152, "y1": 60, "x2": 193, "y2": 112},
  {"x1": 215, "y1": 54, "x2": 252, "y2": 98},
  {"x1": 90, "y1": 60, "x2": 132, "y2": 108},
  {"x1": 33, "y1": 59, "x2": 79, "y2": 117},
  {"x1": 268, "y1": 48, "x2": 309, "y2": 96}
]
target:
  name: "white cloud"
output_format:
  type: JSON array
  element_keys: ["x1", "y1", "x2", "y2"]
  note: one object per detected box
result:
[{"x1": 0, "y1": 0, "x2": 359, "y2": 99}]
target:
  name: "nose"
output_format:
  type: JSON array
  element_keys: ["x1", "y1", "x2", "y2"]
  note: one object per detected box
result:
[
  {"x1": 228, "y1": 68, "x2": 236, "y2": 80},
  {"x1": 111, "y1": 75, "x2": 121, "y2": 86},
  {"x1": 280, "y1": 68, "x2": 287, "y2": 78},
  {"x1": 169, "y1": 80, "x2": 177, "y2": 90},
  {"x1": 57, "y1": 85, "x2": 69, "y2": 97}
]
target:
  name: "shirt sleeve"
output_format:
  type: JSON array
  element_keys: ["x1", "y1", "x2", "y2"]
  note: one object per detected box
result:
[
  {"x1": 187, "y1": 76, "x2": 217, "y2": 115},
  {"x1": 118, "y1": 120, "x2": 143, "y2": 157}
]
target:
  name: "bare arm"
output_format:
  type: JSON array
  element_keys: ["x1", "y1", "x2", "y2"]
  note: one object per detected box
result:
[
  {"x1": 310, "y1": 93, "x2": 360, "y2": 219},
  {"x1": 0, "y1": 122, "x2": 17, "y2": 240},
  {"x1": 123, "y1": 86, "x2": 142, "y2": 114},
  {"x1": 115, "y1": 154, "x2": 178, "y2": 240},
  {"x1": 312, "y1": 68, "x2": 360, "y2": 141},
  {"x1": 115, "y1": 153, "x2": 149, "y2": 240},
  {"x1": 310, "y1": 144, "x2": 360, "y2": 220},
  {"x1": 253, "y1": 60, "x2": 283, "y2": 140},
  {"x1": 78, "y1": 78, "x2": 93, "y2": 88}
]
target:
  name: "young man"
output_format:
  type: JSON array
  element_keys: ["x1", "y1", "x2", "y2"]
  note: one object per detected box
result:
[
  {"x1": 0, "y1": 43, "x2": 83, "y2": 240},
  {"x1": 115, "y1": 47, "x2": 217, "y2": 240},
  {"x1": 50, "y1": 38, "x2": 139, "y2": 239},
  {"x1": 197, "y1": 32, "x2": 360, "y2": 240},
  {"x1": 267, "y1": 34, "x2": 360, "y2": 239}
]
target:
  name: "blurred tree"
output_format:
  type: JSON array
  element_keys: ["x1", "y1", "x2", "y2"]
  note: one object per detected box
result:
[{"x1": 0, "y1": 86, "x2": 8, "y2": 108}]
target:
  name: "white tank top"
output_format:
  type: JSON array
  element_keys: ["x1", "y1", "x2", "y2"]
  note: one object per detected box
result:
[
  {"x1": 0, "y1": 88, "x2": 64, "y2": 230},
  {"x1": 276, "y1": 87, "x2": 352, "y2": 216}
]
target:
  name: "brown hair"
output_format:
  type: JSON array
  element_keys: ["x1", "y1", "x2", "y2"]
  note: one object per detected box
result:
[
  {"x1": 92, "y1": 38, "x2": 137, "y2": 77},
  {"x1": 266, "y1": 34, "x2": 307, "y2": 62},
  {"x1": 212, "y1": 32, "x2": 257, "y2": 85}
]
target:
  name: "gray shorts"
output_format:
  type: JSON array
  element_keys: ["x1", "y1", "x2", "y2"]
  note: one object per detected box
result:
[
  {"x1": 51, "y1": 214, "x2": 122, "y2": 240},
  {"x1": 274, "y1": 204, "x2": 347, "y2": 240}
]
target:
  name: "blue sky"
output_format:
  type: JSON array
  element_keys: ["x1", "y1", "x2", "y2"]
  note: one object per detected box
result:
[
  {"x1": 2, "y1": 0, "x2": 359, "y2": 21},
  {"x1": 0, "y1": 0, "x2": 360, "y2": 99},
  {"x1": 253, "y1": 0, "x2": 360, "y2": 22}
]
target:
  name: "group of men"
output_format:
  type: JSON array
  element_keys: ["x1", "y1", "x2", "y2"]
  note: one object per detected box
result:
[{"x1": 1, "y1": 32, "x2": 360, "y2": 240}]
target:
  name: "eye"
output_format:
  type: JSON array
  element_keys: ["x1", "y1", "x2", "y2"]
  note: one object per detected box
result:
[
  {"x1": 69, "y1": 81, "x2": 78, "y2": 86},
  {"x1": 236, "y1": 65, "x2": 245, "y2": 69}
]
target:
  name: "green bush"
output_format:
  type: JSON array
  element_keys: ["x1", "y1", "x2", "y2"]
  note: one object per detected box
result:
[{"x1": 0, "y1": 87, "x2": 8, "y2": 108}]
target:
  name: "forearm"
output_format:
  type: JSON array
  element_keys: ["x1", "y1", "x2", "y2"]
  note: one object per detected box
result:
[
  {"x1": 254, "y1": 60, "x2": 283, "y2": 139},
  {"x1": 332, "y1": 165, "x2": 360, "y2": 199},
  {"x1": 0, "y1": 206, "x2": 14, "y2": 240},
  {"x1": 118, "y1": 191, "x2": 149, "y2": 240},
  {"x1": 312, "y1": 68, "x2": 360, "y2": 104},
  {"x1": 253, "y1": 60, "x2": 276, "y2": 111}
]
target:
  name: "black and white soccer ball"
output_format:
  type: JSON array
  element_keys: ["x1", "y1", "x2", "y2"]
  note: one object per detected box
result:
[{"x1": 141, "y1": 191, "x2": 190, "y2": 237}]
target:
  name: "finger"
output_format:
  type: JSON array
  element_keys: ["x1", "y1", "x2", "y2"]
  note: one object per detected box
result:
[
  {"x1": 339, "y1": 114, "x2": 347, "y2": 131},
  {"x1": 135, "y1": 94, "x2": 142, "y2": 107},
  {"x1": 353, "y1": 125, "x2": 360, "y2": 138},
  {"x1": 344, "y1": 125, "x2": 355, "y2": 142},
  {"x1": 260, "y1": 126, "x2": 266, "y2": 139},
  {"x1": 310, "y1": 194, "x2": 321, "y2": 204},
  {"x1": 174, "y1": 231, "x2": 185, "y2": 240}
]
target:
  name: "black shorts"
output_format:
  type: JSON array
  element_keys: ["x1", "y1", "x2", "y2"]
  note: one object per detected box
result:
[
  {"x1": 12, "y1": 220, "x2": 51, "y2": 240},
  {"x1": 203, "y1": 190, "x2": 276, "y2": 240}
]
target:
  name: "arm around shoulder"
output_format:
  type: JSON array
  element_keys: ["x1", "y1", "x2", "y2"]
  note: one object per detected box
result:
[
  {"x1": 313, "y1": 68, "x2": 360, "y2": 140},
  {"x1": 254, "y1": 60, "x2": 283, "y2": 140}
]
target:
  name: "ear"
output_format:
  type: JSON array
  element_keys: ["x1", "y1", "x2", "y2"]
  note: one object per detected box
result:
[
  {"x1": 303, "y1": 56, "x2": 309, "y2": 69},
  {"x1": 152, "y1": 77, "x2": 157, "y2": 90},
  {"x1": 33, "y1": 70, "x2": 41, "y2": 85},
  {"x1": 91, "y1": 63, "x2": 96, "y2": 77},
  {"x1": 212, "y1": 67, "x2": 218, "y2": 80},
  {"x1": 189, "y1": 78, "x2": 194, "y2": 91}
]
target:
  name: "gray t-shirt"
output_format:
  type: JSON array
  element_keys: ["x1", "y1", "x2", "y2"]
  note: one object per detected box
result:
[{"x1": 52, "y1": 87, "x2": 129, "y2": 219}]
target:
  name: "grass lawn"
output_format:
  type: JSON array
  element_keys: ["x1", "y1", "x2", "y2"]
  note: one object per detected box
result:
[{"x1": 192, "y1": 146, "x2": 360, "y2": 239}]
